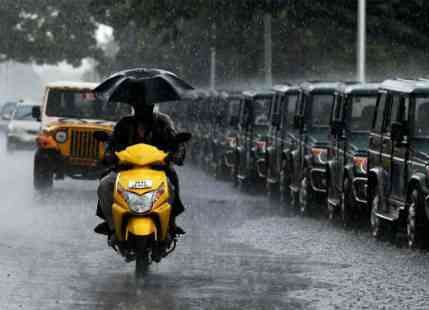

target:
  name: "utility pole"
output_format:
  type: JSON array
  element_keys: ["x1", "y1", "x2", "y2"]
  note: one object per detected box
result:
[
  {"x1": 358, "y1": 0, "x2": 366, "y2": 82},
  {"x1": 264, "y1": 7, "x2": 272, "y2": 87}
]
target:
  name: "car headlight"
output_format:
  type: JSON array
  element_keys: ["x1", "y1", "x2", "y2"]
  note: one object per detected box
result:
[
  {"x1": 119, "y1": 183, "x2": 165, "y2": 214},
  {"x1": 55, "y1": 130, "x2": 67, "y2": 143}
]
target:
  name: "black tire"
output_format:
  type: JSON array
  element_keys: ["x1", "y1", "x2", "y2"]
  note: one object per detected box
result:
[
  {"x1": 279, "y1": 165, "x2": 288, "y2": 203},
  {"x1": 135, "y1": 237, "x2": 151, "y2": 279},
  {"x1": 33, "y1": 155, "x2": 53, "y2": 192},
  {"x1": 266, "y1": 182, "x2": 276, "y2": 201},
  {"x1": 299, "y1": 174, "x2": 312, "y2": 216},
  {"x1": 407, "y1": 189, "x2": 426, "y2": 249},
  {"x1": 237, "y1": 178, "x2": 246, "y2": 193},
  {"x1": 326, "y1": 178, "x2": 335, "y2": 222},
  {"x1": 370, "y1": 183, "x2": 388, "y2": 240},
  {"x1": 340, "y1": 178, "x2": 354, "y2": 228}
]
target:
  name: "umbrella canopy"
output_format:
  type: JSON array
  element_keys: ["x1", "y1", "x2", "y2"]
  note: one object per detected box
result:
[{"x1": 94, "y1": 68, "x2": 196, "y2": 106}]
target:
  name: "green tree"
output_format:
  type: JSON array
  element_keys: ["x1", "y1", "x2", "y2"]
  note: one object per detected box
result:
[{"x1": 0, "y1": 0, "x2": 100, "y2": 66}]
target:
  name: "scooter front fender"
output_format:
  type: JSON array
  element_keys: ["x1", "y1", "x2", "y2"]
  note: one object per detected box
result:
[{"x1": 126, "y1": 217, "x2": 157, "y2": 240}]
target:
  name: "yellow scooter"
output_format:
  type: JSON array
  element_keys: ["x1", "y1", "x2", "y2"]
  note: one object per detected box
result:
[{"x1": 94, "y1": 131, "x2": 191, "y2": 278}]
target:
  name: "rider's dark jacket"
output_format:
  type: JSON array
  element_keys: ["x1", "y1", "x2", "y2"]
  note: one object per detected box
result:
[{"x1": 105, "y1": 112, "x2": 185, "y2": 165}]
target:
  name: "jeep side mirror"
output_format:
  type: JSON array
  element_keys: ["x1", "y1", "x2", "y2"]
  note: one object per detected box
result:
[
  {"x1": 391, "y1": 121, "x2": 405, "y2": 142},
  {"x1": 293, "y1": 115, "x2": 304, "y2": 130},
  {"x1": 32, "y1": 106, "x2": 41, "y2": 121},
  {"x1": 272, "y1": 114, "x2": 281, "y2": 127}
]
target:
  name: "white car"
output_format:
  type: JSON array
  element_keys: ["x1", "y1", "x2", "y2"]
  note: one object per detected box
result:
[
  {"x1": 0, "y1": 101, "x2": 17, "y2": 131},
  {"x1": 6, "y1": 101, "x2": 41, "y2": 151}
]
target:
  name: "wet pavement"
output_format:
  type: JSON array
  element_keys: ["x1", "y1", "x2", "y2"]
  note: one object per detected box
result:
[{"x1": 0, "y1": 136, "x2": 429, "y2": 309}]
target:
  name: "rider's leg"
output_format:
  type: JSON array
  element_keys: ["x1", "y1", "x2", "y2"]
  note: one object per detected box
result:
[
  {"x1": 165, "y1": 167, "x2": 185, "y2": 234},
  {"x1": 166, "y1": 167, "x2": 185, "y2": 216},
  {"x1": 97, "y1": 171, "x2": 117, "y2": 232}
]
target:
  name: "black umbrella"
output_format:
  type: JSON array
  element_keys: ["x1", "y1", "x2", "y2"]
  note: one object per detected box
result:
[{"x1": 94, "y1": 68, "x2": 196, "y2": 106}]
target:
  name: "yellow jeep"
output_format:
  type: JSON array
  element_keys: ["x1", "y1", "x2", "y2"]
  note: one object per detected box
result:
[{"x1": 32, "y1": 81, "x2": 132, "y2": 191}]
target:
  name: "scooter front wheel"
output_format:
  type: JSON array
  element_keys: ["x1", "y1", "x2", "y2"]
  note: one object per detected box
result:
[{"x1": 135, "y1": 237, "x2": 150, "y2": 279}]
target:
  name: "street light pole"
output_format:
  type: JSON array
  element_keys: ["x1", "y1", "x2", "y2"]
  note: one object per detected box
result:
[{"x1": 358, "y1": 0, "x2": 366, "y2": 82}]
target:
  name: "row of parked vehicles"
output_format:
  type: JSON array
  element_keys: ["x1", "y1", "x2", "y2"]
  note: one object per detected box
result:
[{"x1": 161, "y1": 79, "x2": 429, "y2": 249}]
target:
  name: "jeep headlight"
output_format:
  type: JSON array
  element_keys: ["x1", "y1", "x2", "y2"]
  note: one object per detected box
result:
[
  {"x1": 55, "y1": 130, "x2": 67, "y2": 144},
  {"x1": 119, "y1": 183, "x2": 165, "y2": 214}
]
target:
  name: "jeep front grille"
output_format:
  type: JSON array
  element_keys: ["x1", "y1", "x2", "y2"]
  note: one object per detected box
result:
[{"x1": 70, "y1": 130, "x2": 100, "y2": 159}]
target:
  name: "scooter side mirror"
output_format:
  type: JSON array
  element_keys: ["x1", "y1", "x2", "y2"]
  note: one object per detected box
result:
[{"x1": 93, "y1": 131, "x2": 110, "y2": 142}]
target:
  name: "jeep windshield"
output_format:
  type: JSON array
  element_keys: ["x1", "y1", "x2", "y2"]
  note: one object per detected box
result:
[
  {"x1": 414, "y1": 96, "x2": 429, "y2": 138},
  {"x1": 350, "y1": 95, "x2": 377, "y2": 132},
  {"x1": 45, "y1": 89, "x2": 132, "y2": 121},
  {"x1": 311, "y1": 94, "x2": 334, "y2": 128}
]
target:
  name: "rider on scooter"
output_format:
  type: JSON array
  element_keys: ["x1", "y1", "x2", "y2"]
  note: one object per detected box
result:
[{"x1": 95, "y1": 98, "x2": 186, "y2": 238}]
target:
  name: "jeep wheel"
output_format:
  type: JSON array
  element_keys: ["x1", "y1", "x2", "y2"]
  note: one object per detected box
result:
[
  {"x1": 340, "y1": 178, "x2": 354, "y2": 228},
  {"x1": 33, "y1": 156, "x2": 53, "y2": 192},
  {"x1": 326, "y1": 179, "x2": 336, "y2": 222},
  {"x1": 407, "y1": 189, "x2": 426, "y2": 249},
  {"x1": 279, "y1": 160, "x2": 289, "y2": 204},
  {"x1": 370, "y1": 184, "x2": 386, "y2": 240},
  {"x1": 237, "y1": 178, "x2": 246, "y2": 193},
  {"x1": 299, "y1": 174, "x2": 312, "y2": 216}
]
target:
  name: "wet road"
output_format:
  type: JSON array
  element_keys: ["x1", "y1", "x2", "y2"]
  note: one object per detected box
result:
[{"x1": 1, "y1": 137, "x2": 429, "y2": 309}]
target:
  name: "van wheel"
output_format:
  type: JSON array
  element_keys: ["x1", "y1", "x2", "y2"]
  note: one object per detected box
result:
[
  {"x1": 341, "y1": 178, "x2": 354, "y2": 228},
  {"x1": 135, "y1": 237, "x2": 151, "y2": 279},
  {"x1": 407, "y1": 189, "x2": 426, "y2": 249},
  {"x1": 33, "y1": 156, "x2": 53, "y2": 192}
]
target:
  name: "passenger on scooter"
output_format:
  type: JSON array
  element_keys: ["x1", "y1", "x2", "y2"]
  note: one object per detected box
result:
[{"x1": 95, "y1": 100, "x2": 186, "y2": 238}]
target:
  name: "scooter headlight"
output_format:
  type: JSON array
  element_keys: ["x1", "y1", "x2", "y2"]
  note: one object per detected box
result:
[
  {"x1": 119, "y1": 183, "x2": 165, "y2": 214},
  {"x1": 125, "y1": 190, "x2": 155, "y2": 214}
]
